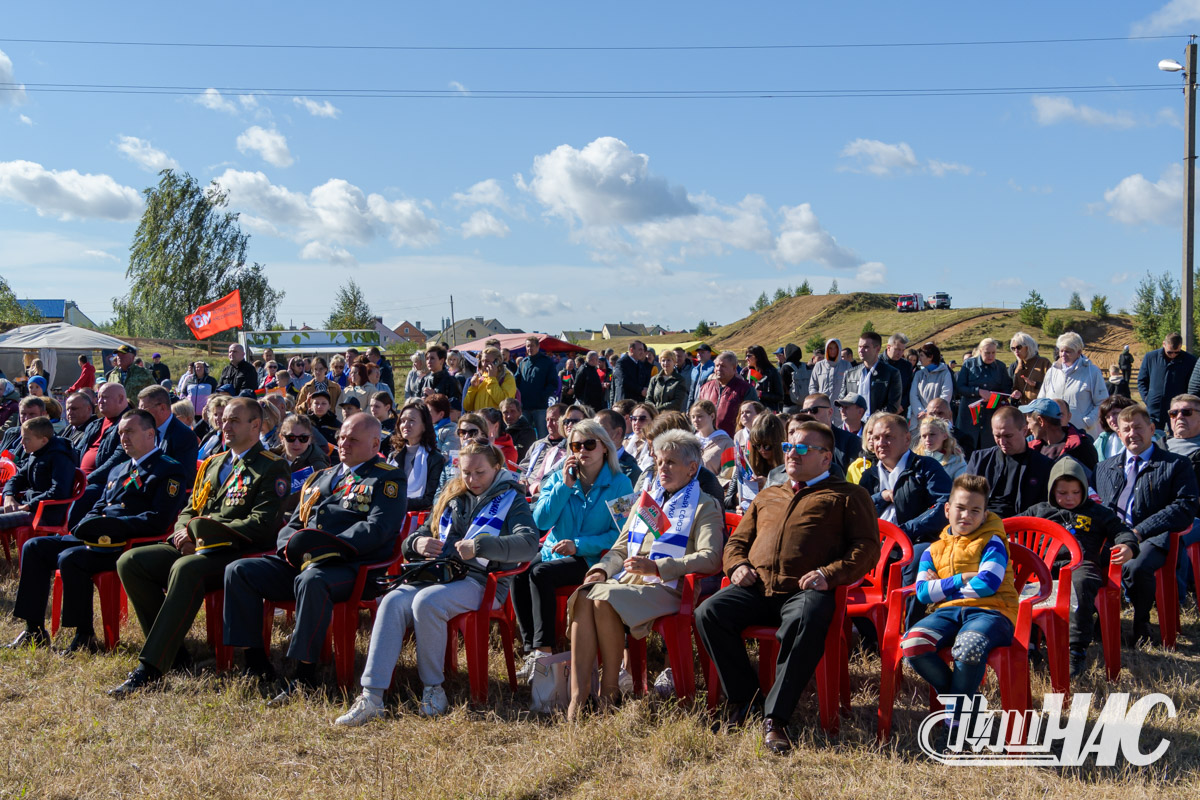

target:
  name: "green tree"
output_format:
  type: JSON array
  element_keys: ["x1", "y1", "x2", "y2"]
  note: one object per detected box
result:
[
  {"x1": 0, "y1": 275, "x2": 42, "y2": 325},
  {"x1": 112, "y1": 170, "x2": 283, "y2": 339},
  {"x1": 795, "y1": 280, "x2": 813, "y2": 297},
  {"x1": 1067, "y1": 291, "x2": 1085, "y2": 311},
  {"x1": 1018, "y1": 290, "x2": 1048, "y2": 327},
  {"x1": 806, "y1": 333, "x2": 826, "y2": 355},
  {"x1": 1090, "y1": 294, "x2": 1110, "y2": 316},
  {"x1": 750, "y1": 292, "x2": 769, "y2": 313},
  {"x1": 861, "y1": 320, "x2": 876, "y2": 335},
  {"x1": 773, "y1": 287, "x2": 789, "y2": 302},
  {"x1": 694, "y1": 320, "x2": 712, "y2": 338},
  {"x1": 828, "y1": 280, "x2": 840, "y2": 295},
  {"x1": 325, "y1": 279, "x2": 374, "y2": 329},
  {"x1": 1043, "y1": 316, "x2": 1065, "y2": 337}
]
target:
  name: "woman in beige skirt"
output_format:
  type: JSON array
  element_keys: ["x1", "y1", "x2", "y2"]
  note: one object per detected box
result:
[{"x1": 566, "y1": 429, "x2": 722, "y2": 720}]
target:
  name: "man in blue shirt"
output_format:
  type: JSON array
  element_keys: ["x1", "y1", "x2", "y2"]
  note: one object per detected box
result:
[{"x1": 516, "y1": 336, "x2": 559, "y2": 438}]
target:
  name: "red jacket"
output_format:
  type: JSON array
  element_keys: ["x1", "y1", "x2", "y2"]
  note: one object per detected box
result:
[
  {"x1": 68, "y1": 362, "x2": 96, "y2": 393},
  {"x1": 697, "y1": 375, "x2": 755, "y2": 436}
]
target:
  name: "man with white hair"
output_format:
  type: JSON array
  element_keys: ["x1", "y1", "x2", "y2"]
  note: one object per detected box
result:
[
  {"x1": 697, "y1": 351, "x2": 758, "y2": 436},
  {"x1": 574, "y1": 350, "x2": 606, "y2": 411}
]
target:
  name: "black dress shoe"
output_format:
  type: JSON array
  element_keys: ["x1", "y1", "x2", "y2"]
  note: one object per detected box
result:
[
  {"x1": 1069, "y1": 648, "x2": 1088, "y2": 679},
  {"x1": 5, "y1": 628, "x2": 49, "y2": 649},
  {"x1": 172, "y1": 647, "x2": 193, "y2": 673},
  {"x1": 108, "y1": 666, "x2": 160, "y2": 699},
  {"x1": 62, "y1": 632, "x2": 101, "y2": 655},
  {"x1": 763, "y1": 717, "x2": 792, "y2": 755}
]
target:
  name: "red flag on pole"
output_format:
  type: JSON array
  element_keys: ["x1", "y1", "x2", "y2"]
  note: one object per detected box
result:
[{"x1": 185, "y1": 290, "x2": 244, "y2": 340}]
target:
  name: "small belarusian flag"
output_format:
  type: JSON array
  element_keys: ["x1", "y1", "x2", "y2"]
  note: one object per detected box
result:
[
  {"x1": 748, "y1": 368, "x2": 763, "y2": 382},
  {"x1": 968, "y1": 394, "x2": 1004, "y2": 425},
  {"x1": 719, "y1": 446, "x2": 737, "y2": 473},
  {"x1": 632, "y1": 491, "x2": 672, "y2": 539}
]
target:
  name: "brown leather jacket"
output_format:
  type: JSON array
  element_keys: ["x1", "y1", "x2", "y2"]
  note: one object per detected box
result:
[
  {"x1": 723, "y1": 478, "x2": 879, "y2": 595},
  {"x1": 1011, "y1": 356, "x2": 1052, "y2": 403}
]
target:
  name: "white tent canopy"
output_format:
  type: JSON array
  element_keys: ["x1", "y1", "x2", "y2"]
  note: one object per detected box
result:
[{"x1": 0, "y1": 322, "x2": 130, "y2": 351}]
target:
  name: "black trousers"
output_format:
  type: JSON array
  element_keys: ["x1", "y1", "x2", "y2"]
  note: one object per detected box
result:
[
  {"x1": 13, "y1": 534, "x2": 121, "y2": 630},
  {"x1": 695, "y1": 583, "x2": 836, "y2": 724},
  {"x1": 223, "y1": 555, "x2": 359, "y2": 663},
  {"x1": 1123, "y1": 532, "x2": 1171, "y2": 630},
  {"x1": 510, "y1": 553, "x2": 588, "y2": 650},
  {"x1": 1069, "y1": 561, "x2": 1106, "y2": 649}
]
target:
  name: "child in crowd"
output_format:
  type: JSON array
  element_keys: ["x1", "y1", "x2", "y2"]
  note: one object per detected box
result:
[
  {"x1": 901, "y1": 474, "x2": 1018, "y2": 745},
  {"x1": 1021, "y1": 457, "x2": 1136, "y2": 677}
]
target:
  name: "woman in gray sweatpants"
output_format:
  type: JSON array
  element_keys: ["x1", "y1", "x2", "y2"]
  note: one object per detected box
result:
[{"x1": 336, "y1": 440, "x2": 540, "y2": 725}]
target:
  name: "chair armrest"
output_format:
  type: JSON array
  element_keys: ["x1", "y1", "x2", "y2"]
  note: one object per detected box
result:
[
  {"x1": 677, "y1": 571, "x2": 719, "y2": 618},
  {"x1": 1014, "y1": 577, "x2": 1051, "y2": 648},
  {"x1": 29, "y1": 495, "x2": 77, "y2": 529},
  {"x1": 1106, "y1": 558, "x2": 1122, "y2": 587},
  {"x1": 882, "y1": 585, "x2": 916, "y2": 644}
]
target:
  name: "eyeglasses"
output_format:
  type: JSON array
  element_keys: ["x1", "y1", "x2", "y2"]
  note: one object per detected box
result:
[
  {"x1": 800, "y1": 406, "x2": 830, "y2": 414},
  {"x1": 1170, "y1": 408, "x2": 1196, "y2": 418},
  {"x1": 781, "y1": 442, "x2": 829, "y2": 455},
  {"x1": 457, "y1": 427, "x2": 481, "y2": 437},
  {"x1": 630, "y1": 415, "x2": 651, "y2": 423},
  {"x1": 282, "y1": 434, "x2": 311, "y2": 443},
  {"x1": 569, "y1": 439, "x2": 600, "y2": 453},
  {"x1": 755, "y1": 442, "x2": 774, "y2": 451},
  {"x1": 562, "y1": 418, "x2": 582, "y2": 427}
]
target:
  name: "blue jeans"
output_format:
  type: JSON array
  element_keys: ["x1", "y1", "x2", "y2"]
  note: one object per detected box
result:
[{"x1": 902, "y1": 607, "x2": 1014, "y2": 704}]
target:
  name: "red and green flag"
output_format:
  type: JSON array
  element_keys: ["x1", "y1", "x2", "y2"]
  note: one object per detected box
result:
[
  {"x1": 632, "y1": 491, "x2": 672, "y2": 539},
  {"x1": 719, "y1": 446, "x2": 737, "y2": 473},
  {"x1": 968, "y1": 394, "x2": 1004, "y2": 426}
]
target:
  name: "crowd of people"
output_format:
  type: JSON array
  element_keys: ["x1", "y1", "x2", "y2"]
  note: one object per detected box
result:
[{"x1": 0, "y1": 324, "x2": 1197, "y2": 755}]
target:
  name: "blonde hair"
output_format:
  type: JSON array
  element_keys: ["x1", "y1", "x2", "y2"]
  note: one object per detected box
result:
[
  {"x1": 430, "y1": 438, "x2": 506, "y2": 536},
  {"x1": 481, "y1": 346, "x2": 509, "y2": 379},
  {"x1": 172, "y1": 399, "x2": 196, "y2": 427},
  {"x1": 915, "y1": 416, "x2": 963, "y2": 460},
  {"x1": 568, "y1": 419, "x2": 621, "y2": 474}
]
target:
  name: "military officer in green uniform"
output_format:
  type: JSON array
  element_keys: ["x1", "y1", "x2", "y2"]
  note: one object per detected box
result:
[
  {"x1": 106, "y1": 344, "x2": 155, "y2": 401},
  {"x1": 109, "y1": 397, "x2": 290, "y2": 697}
]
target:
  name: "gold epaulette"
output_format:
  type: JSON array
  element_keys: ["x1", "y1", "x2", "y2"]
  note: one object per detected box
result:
[
  {"x1": 191, "y1": 454, "x2": 219, "y2": 512},
  {"x1": 297, "y1": 472, "x2": 323, "y2": 527},
  {"x1": 259, "y1": 450, "x2": 282, "y2": 461},
  {"x1": 374, "y1": 462, "x2": 397, "y2": 471}
]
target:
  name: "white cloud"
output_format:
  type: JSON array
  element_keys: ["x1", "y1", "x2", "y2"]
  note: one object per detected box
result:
[
  {"x1": 292, "y1": 96, "x2": 340, "y2": 119},
  {"x1": 856, "y1": 262, "x2": 887, "y2": 286},
  {"x1": 196, "y1": 88, "x2": 237, "y2": 114},
  {"x1": 0, "y1": 49, "x2": 25, "y2": 106},
  {"x1": 18, "y1": 114, "x2": 31, "y2": 126},
  {"x1": 82, "y1": 249, "x2": 121, "y2": 263},
  {"x1": 452, "y1": 178, "x2": 512, "y2": 211},
  {"x1": 461, "y1": 210, "x2": 510, "y2": 239},
  {"x1": 236, "y1": 126, "x2": 294, "y2": 167},
  {"x1": 1133, "y1": 0, "x2": 1200, "y2": 35},
  {"x1": 1112, "y1": 272, "x2": 1131, "y2": 285},
  {"x1": 839, "y1": 138, "x2": 971, "y2": 177},
  {"x1": 1102, "y1": 164, "x2": 1181, "y2": 225},
  {"x1": 239, "y1": 94, "x2": 259, "y2": 110},
  {"x1": 629, "y1": 194, "x2": 773, "y2": 254},
  {"x1": 0, "y1": 160, "x2": 142, "y2": 221},
  {"x1": 482, "y1": 290, "x2": 570, "y2": 317},
  {"x1": 115, "y1": 135, "x2": 179, "y2": 172},
  {"x1": 449, "y1": 81, "x2": 470, "y2": 96},
  {"x1": 1059, "y1": 276, "x2": 1093, "y2": 293},
  {"x1": 1031, "y1": 96, "x2": 1136, "y2": 129},
  {"x1": 299, "y1": 241, "x2": 356, "y2": 265},
  {"x1": 213, "y1": 169, "x2": 440, "y2": 256},
  {"x1": 520, "y1": 136, "x2": 695, "y2": 226},
  {"x1": 774, "y1": 203, "x2": 862, "y2": 269},
  {"x1": 991, "y1": 277, "x2": 1024, "y2": 289}
]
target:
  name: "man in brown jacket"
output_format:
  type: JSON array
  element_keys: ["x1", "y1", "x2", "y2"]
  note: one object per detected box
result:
[{"x1": 696, "y1": 420, "x2": 879, "y2": 754}]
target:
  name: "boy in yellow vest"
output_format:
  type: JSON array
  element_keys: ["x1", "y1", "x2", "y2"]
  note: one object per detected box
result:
[{"x1": 901, "y1": 474, "x2": 1018, "y2": 732}]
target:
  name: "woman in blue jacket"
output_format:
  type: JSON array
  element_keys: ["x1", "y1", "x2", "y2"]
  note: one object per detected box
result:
[
  {"x1": 955, "y1": 337, "x2": 1012, "y2": 450},
  {"x1": 513, "y1": 419, "x2": 633, "y2": 678}
]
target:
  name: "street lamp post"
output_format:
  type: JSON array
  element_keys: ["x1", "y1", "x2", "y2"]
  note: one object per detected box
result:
[{"x1": 1161, "y1": 36, "x2": 1198, "y2": 350}]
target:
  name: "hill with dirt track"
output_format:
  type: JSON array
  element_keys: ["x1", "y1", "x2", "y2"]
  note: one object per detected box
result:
[{"x1": 603, "y1": 293, "x2": 1144, "y2": 370}]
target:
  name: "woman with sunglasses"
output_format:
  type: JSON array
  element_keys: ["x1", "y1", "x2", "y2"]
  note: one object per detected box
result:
[
  {"x1": 515, "y1": 421, "x2": 634, "y2": 678},
  {"x1": 689, "y1": 399, "x2": 735, "y2": 478},
  {"x1": 726, "y1": 412, "x2": 785, "y2": 511},
  {"x1": 1008, "y1": 332, "x2": 1051, "y2": 404},
  {"x1": 335, "y1": 438, "x2": 540, "y2": 725},
  {"x1": 565, "y1": 429, "x2": 722, "y2": 719},
  {"x1": 389, "y1": 399, "x2": 446, "y2": 512},
  {"x1": 626, "y1": 403, "x2": 659, "y2": 472},
  {"x1": 274, "y1": 414, "x2": 330, "y2": 515}
]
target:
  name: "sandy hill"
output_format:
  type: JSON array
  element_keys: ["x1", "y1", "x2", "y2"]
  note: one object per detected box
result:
[{"x1": 603, "y1": 293, "x2": 1145, "y2": 370}]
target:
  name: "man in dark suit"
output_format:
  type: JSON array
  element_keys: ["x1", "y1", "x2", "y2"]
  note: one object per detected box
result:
[
  {"x1": 611, "y1": 340, "x2": 651, "y2": 405},
  {"x1": 9, "y1": 410, "x2": 187, "y2": 652},
  {"x1": 1096, "y1": 403, "x2": 1200, "y2": 644},
  {"x1": 137, "y1": 385, "x2": 198, "y2": 487},
  {"x1": 839, "y1": 331, "x2": 902, "y2": 416},
  {"x1": 222, "y1": 413, "x2": 406, "y2": 703},
  {"x1": 1139, "y1": 332, "x2": 1197, "y2": 429},
  {"x1": 63, "y1": 392, "x2": 98, "y2": 450},
  {"x1": 70, "y1": 382, "x2": 134, "y2": 528},
  {"x1": 966, "y1": 406, "x2": 1053, "y2": 517}
]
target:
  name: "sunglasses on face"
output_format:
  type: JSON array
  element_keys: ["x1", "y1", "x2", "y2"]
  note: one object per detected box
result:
[
  {"x1": 458, "y1": 427, "x2": 481, "y2": 437},
  {"x1": 630, "y1": 415, "x2": 651, "y2": 423},
  {"x1": 569, "y1": 439, "x2": 600, "y2": 453},
  {"x1": 282, "y1": 434, "x2": 311, "y2": 443},
  {"x1": 562, "y1": 418, "x2": 582, "y2": 427},
  {"x1": 781, "y1": 442, "x2": 828, "y2": 455},
  {"x1": 800, "y1": 405, "x2": 830, "y2": 413},
  {"x1": 1170, "y1": 408, "x2": 1196, "y2": 418}
]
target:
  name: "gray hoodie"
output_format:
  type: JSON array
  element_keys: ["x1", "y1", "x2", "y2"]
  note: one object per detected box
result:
[{"x1": 810, "y1": 337, "x2": 850, "y2": 424}]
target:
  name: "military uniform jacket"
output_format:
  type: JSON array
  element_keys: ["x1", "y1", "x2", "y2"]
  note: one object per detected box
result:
[
  {"x1": 76, "y1": 450, "x2": 189, "y2": 546},
  {"x1": 106, "y1": 364, "x2": 155, "y2": 400},
  {"x1": 160, "y1": 414, "x2": 199, "y2": 487},
  {"x1": 279, "y1": 455, "x2": 407, "y2": 570},
  {"x1": 179, "y1": 442, "x2": 290, "y2": 552}
]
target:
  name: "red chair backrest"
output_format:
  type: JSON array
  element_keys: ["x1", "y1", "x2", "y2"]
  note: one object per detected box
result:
[
  {"x1": 1003, "y1": 516, "x2": 1082, "y2": 572},
  {"x1": 871, "y1": 520, "x2": 914, "y2": 590},
  {"x1": 1008, "y1": 541, "x2": 1053, "y2": 598},
  {"x1": 723, "y1": 512, "x2": 743, "y2": 537},
  {"x1": 70, "y1": 469, "x2": 87, "y2": 501}
]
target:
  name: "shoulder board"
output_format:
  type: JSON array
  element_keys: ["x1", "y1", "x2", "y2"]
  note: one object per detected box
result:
[
  {"x1": 374, "y1": 462, "x2": 397, "y2": 471},
  {"x1": 159, "y1": 453, "x2": 181, "y2": 466},
  {"x1": 259, "y1": 451, "x2": 282, "y2": 461}
]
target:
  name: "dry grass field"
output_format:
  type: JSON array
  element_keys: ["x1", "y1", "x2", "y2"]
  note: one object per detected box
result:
[{"x1": 0, "y1": 567, "x2": 1196, "y2": 800}]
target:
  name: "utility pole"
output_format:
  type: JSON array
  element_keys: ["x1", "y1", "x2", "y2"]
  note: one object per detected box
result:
[
  {"x1": 449, "y1": 295, "x2": 457, "y2": 347},
  {"x1": 1185, "y1": 37, "x2": 1197, "y2": 350}
]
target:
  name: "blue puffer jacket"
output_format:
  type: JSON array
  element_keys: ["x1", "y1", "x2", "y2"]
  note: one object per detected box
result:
[{"x1": 532, "y1": 463, "x2": 633, "y2": 565}]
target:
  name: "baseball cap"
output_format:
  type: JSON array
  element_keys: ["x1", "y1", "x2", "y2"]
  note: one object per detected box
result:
[
  {"x1": 774, "y1": 347, "x2": 786, "y2": 356},
  {"x1": 217, "y1": 384, "x2": 236, "y2": 394},
  {"x1": 1019, "y1": 398, "x2": 1062, "y2": 419},
  {"x1": 115, "y1": 344, "x2": 137, "y2": 355},
  {"x1": 696, "y1": 343, "x2": 713, "y2": 353},
  {"x1": 310, "y1": 389, "x2": 331, "y2": 401},
  {"x1": 339, "y1": 396, "x2": 361, "y2": 409},
  {"x1": 834, "y1": 393, "x2": 868, "y2": 411}
]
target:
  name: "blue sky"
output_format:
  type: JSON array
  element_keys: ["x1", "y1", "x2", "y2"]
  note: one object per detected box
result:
[{"x1": 2, "y1": 1, "x2": 1199, "y2": 335}]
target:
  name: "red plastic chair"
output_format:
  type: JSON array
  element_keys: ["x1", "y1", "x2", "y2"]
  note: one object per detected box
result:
[
  {"x1": 443, "y1": 563, "x2": 529, "y2": 704},
  {"x1": 624, "y1": 571, "x2": 717, "y2": 701},
  {"x1": 702, "y1": 578, "x2": 852, "y2": 735},
  {"x1": 49, "y1": 532, "x2": 169, "y2": 650},
  {"x1": 2, "y1": 469, "x2": 87, "y2": 566},
  {"x1": 1003, "y1": 516, "x2": 1124, "y2": 690},
  {"x1": 205, "y1": 548, "x2": 274, "y2": 671},
  {"x1": 262, "y1": 535, "x2": 407, "y2": 688},
  {"x1": 1153, "y1": 530, "x2": 1185, "y2": 650},
  {"x1": 876, "y1": 542, "x2": 1050, "y2": 742},
  {"x1": 840, "y1": 520, "x2": 912, "y2": 712}
]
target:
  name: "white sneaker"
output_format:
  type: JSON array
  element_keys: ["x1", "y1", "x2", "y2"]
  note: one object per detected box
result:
[
  {"x1": 418, "y1": 684, "x2": 449, "y2": 717},
  {"x1": 335, "y1": 691, "x2": 386, "y2": 727},
  {"x1": 653, "y1": 668, "x2": 674, "y2": 697},
  {"x1": 618, "y1": 667, "x2": 634, "y2": 696},
  {"x1": 516, "y1": 651, "x2": 541, "y2": 684}
]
